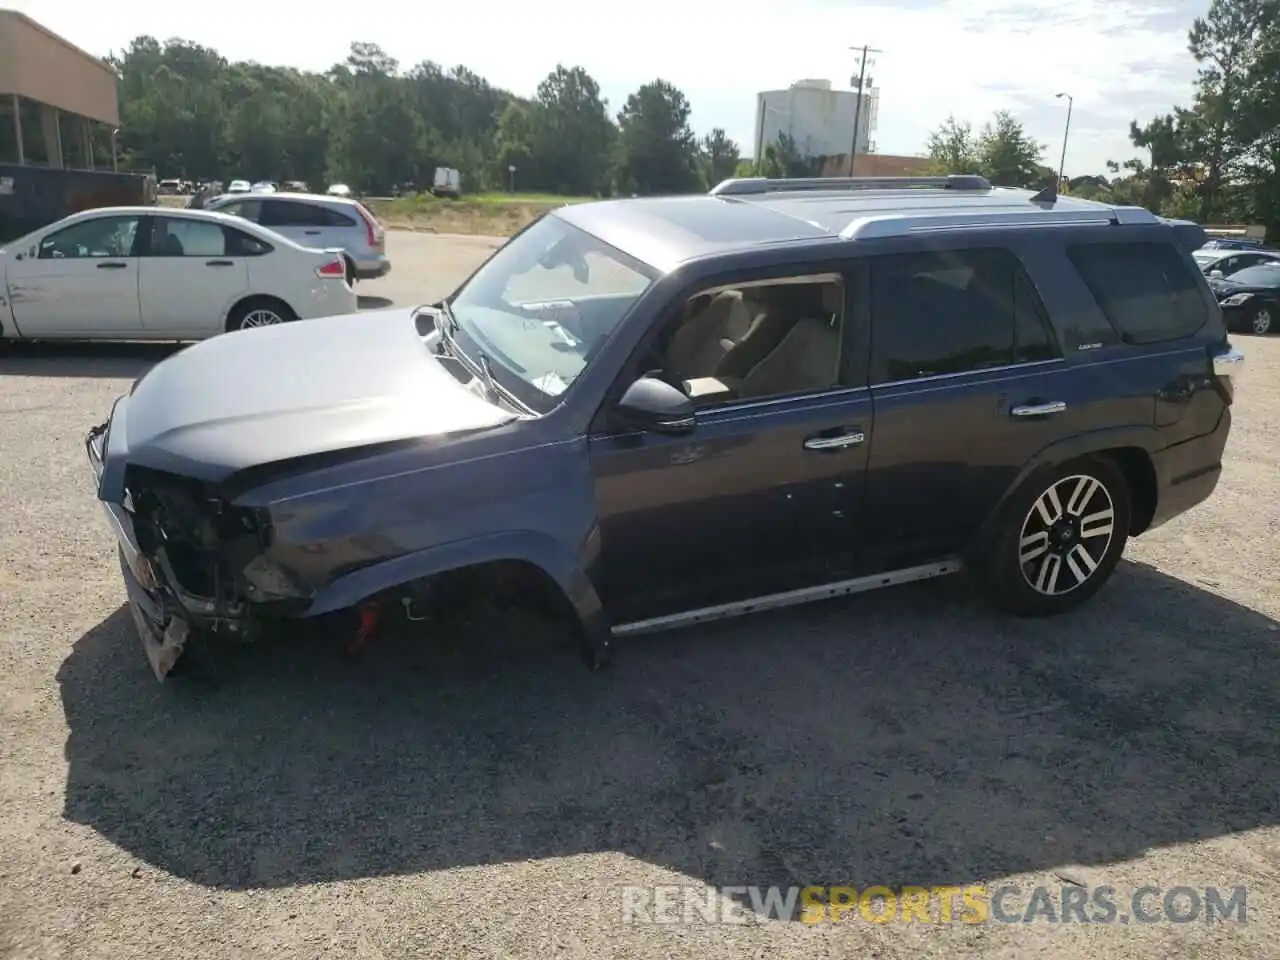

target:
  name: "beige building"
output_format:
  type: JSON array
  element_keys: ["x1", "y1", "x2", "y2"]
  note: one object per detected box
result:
[{"x1": 0, "y1": 8, "x2": 119, "y2": 169}]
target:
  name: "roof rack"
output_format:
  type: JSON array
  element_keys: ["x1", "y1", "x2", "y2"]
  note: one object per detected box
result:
[
  {"x1": 709, "y1": 174, "x2": 992, "y2": 197},
  {"x1": 838, "y1": 204, "x2": 1160, "y2": 241}
]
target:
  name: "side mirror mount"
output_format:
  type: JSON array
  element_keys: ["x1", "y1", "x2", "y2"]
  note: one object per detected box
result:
[{"x1": 612, "y1": 375, "x2": 695, "y2": 435}]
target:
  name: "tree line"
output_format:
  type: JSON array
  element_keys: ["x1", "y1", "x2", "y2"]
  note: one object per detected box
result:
[
  {"x1": 112, "y1": 37, "x2": 744, "y2": 197},
  {"x1": 925, "y1": 0, "x2": 1280, "y2": 235}
]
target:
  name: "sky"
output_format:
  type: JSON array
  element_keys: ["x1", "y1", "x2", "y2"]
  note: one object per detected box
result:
[{"x1": 12, "y1": 0, "x2": 1210, "y2": 176}]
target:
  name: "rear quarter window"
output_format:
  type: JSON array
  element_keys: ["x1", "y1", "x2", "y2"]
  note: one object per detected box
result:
[
  {"x1": 322, "y1": 206, "x2": 358, "y2": 227},
  {"x1": 1067, "y1": 241, "x2": 1208, "y2": 344}
]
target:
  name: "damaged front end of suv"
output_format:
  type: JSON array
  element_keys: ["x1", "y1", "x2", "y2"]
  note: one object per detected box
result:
[{"x1": 87, "y1": 418, "x2": 317, "y2": 680}]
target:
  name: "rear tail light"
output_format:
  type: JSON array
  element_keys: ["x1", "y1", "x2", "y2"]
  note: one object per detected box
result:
[
  {"x1": 316, "y1": 258, "x2": 347, "y2": 279},
  {"x1": 1210, "y1": 341, "x2": 1245, "y2": 404},
  {"x1": 355, "y1": 203, "x2": 384, "y2": 248}
]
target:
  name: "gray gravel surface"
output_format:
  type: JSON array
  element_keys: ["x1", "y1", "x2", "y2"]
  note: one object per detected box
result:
[{"x1": 1, "y1": 231, "x2": 1278, "y2": 959}]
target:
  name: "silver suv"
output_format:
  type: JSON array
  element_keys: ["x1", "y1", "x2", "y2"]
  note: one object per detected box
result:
[{"x1": 205, "y1": 192, "x2": 389, "y2": 283}]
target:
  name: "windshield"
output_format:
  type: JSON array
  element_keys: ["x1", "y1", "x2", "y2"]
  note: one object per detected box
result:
[
  {"x1": 448, "y1": 213, "x2": 657, "y2": 412},
  {"x1": 1225, "y1": 264, "x2": 1280, "y2": 286}
]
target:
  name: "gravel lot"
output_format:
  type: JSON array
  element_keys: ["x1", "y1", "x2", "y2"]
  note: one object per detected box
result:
[{"x1": 1, "y1": 230, "x2": 1278, "y2": 960}]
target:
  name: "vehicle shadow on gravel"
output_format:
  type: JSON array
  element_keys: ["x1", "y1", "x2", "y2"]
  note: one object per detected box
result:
[
  {"x1": 0, "y1": 341, "x2": 182, "y2": 379},
  {"x1": 57, "y1": 559, "x2": 1280, "y2": 915}
]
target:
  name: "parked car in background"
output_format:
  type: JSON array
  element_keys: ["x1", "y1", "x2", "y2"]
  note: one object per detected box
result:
[
  {"x1": 84, "y1": 174, "x2": 1241, "y2": 683},
  {"x1": 1, "y1": 206, "x2": 356, "y2": 342},
  {"x1": 227, "y1": 180, "x2": 251, "y2": 194},
  {"x1": 326, "y1": 183, "x2": 352, "y2": 198},
  {"x1": 432, "y1": 167, "x2": 461, "y2": 198},
  {"x1": 1200, "y1": 237, "x2": 1265, "y2": 251},
  {"x1": 205, "y1": 191, "x2": 389, "y2": 283},
  {"x1": 1207, "y1": 260, "x2": 1280, "y2": 334},
  {"x1": 283, "y1": 180, "x2": 308, "y2": 193},
  {"x1": 1192, "y1": 247, "x2": 1280, "y2": 277},
  {"x1": 250, "y1": 181, "x2": 277, "y2": 193}
]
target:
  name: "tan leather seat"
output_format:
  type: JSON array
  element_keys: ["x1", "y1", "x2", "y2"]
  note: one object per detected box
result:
[
  {"x1": 665, "y1": 290, "x2": 760, "y2": 382},
  {"x1": 738, "y1": 288, "x2": 842, "y2": 399}
]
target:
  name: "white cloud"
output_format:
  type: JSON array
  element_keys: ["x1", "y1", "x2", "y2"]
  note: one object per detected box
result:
[{"x1": 11, "y1": 0, "x2": 1208, "y2": 174}]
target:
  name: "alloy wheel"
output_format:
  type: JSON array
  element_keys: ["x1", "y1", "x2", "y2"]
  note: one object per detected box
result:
[
  {"x1": 240, "y1": 308, "x2": 283, "y2": 328},
  {"x1": 1252, "y1": 307, "x2": 1273, "y2": 335},
  {"x1": 1018, "y1": 474, "x2": 1116, "y2": 597}
]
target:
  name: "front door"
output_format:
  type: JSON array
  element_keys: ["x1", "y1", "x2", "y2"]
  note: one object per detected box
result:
[
  {"x1": 589, "y1": 270, "x2": 870, "y2": 624},
  {"x1": 137, "y1": 216, "x2": 249, "y2": 337},
  {"x1": 6, "y1": 214, "x2": 143, "y2": 338}
]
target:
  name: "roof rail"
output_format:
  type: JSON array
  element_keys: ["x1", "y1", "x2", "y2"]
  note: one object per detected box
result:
[
  {"x1": 838, "y1": 204, "x2": 1160, "y2": 241},
  {"x1": 709, "y1": 174, "x2": 992, "y2": 197}
]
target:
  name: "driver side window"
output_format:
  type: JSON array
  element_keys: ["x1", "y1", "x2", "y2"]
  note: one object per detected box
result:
[
  {"x1": 38, "y1": 216, "x2": 140, "y2": 260},
  {"x1": 654, "y1": 277, "x2": 846, "y2": 406}
]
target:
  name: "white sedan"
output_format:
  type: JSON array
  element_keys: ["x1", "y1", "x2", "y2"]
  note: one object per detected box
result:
[{"x1": 0, "y1": 207, "x2": 357, "y2": 341}]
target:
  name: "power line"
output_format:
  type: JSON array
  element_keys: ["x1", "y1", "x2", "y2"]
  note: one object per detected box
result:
[{"x1": 847, "y1": 44, "x2": 882, "y2": 176}]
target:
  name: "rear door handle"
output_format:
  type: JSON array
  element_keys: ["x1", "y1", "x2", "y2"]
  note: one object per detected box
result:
[
  {"x1": 303, "y1": 230, "x2": 322, "y2": 236},
  {"x1": 1010, "y1": 401, "x2": 1066, "y2": 417},
  {"x1": 205, "y1": 259, "x2": 234, "y2": 267},
  {"x1": 803, "y1": 430, "x2": 865, "y2": 451},
  {"x1": 96, "y1": 261, "x2": 128, "y2": 270}
]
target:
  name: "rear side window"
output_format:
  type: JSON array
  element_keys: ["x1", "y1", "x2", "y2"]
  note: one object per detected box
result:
[
  {"x1": 868, "y1": 247, "x2": 1060, "y2": 384},
  {"x1": 1067, "y1": 242, "x2": 1208, "y2": 344},
  {"x1": 260, "y1": 200, "x2": 330, "y2": 227},
  {"x1": 321, "y1": 206, "x2": 357, "y2": 227},
  {"x1": 226, "y1": 228, "x2": 272, "y2": 257}
]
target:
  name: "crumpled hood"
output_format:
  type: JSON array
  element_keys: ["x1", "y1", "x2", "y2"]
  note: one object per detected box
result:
[{"x1": 95, "y1": 308, "x2": 514, "y2": 500}]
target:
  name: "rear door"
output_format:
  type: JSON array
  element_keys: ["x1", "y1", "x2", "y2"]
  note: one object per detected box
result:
[
  {"x1": 5, "y1": 214, "x2": 143, "y2": 338},
  {"x1": 137, "y1": 215, "x2": 249, "y2": 337},
  {"x1": 858, "y1": 245, "x2": 1077, "y2": 572}
]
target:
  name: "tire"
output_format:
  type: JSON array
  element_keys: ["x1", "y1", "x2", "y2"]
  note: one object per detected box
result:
[
  {"x1": 227, "y1": 298, "x2": 297, "y2": 332},
  {"x1": 1251, "y1": 305, "x2": 1273, "y2": 335},
  {"x1": 982, "y1": 455, "x2": 1132, "y2": 617}
]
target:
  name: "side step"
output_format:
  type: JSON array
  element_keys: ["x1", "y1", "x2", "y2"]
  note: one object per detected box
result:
[{"x1": 610, "y1": 560, "x2": 962, "y2": 638}]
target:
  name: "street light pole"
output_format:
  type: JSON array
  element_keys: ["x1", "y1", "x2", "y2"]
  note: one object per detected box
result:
[
  {"x1": 1055, "y1": 92, "x2": 1073, "y2": 188},
  {"x1": 847, "y1": 45, "x2": 882, "y2": 176}
]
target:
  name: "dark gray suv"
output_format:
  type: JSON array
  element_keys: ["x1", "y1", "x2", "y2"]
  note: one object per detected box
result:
[{"x1": 86, "y1": 175, "x2": 1245, "y2": 682}]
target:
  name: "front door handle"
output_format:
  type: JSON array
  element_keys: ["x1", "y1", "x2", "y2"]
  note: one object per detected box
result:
[
  {"x1": 803, "y1": 430, "x2": 865, "y2": 451},
  {"x1": 96, "y1": 261, "x2": 128, "y2": 270},
  {"x1": 1010, "y1": 401, "x2": 1067, "y2": 417},
  {"x1": 205, "y1": 259, "x2": 234, "y2": 267}
]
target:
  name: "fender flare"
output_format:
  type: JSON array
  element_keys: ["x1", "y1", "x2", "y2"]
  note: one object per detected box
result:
[
  {"x1": 970, "y1": 424, "x2": 1162, "y2": 554},
  {"x1": 303, "y1": 529, "x2": 611, "y2": 658}
]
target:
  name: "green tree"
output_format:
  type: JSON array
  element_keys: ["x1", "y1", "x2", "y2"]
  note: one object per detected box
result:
[
  {"x1": 1185, "y1": 0, "x2": 1278, "y2": 219},
  {"x1": 699, "y1": 128, "x2": 741, "y2": 188},
  {"x1": 976, "y1": 111, "x2": 1045, "y2": 187},
  {"x1": 925, "y1": 116, "x2": 980, "y2": 175},
  {"x1": 528, "y1": 65, "x2": 616, "y2": 196},
  {"x1": 616, "y1": 80, "x2": 702, "y2": 195}
]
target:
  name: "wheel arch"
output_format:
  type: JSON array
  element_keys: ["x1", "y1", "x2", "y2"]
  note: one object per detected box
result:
[
  {"x1": 970, "y1": 426, "x2": 1162, "y2": 556},
  {"x1": 224, "y1": 294, "x2": 297, "y2": 333},
  {"x1": 303, "y1": 530, "x2": 611, "y2": 661}
]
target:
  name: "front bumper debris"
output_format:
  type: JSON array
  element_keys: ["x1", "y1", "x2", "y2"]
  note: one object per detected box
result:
[{"x1": 88, "y1": 419, "x2": 188, "y2": 682}]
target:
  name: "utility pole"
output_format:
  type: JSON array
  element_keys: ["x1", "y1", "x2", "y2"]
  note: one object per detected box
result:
[{"x1": 847, "y1": 45, "x2": 882, "y2": 176}]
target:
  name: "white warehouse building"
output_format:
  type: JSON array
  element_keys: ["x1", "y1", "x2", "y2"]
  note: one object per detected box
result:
[{"x1": 753, "y1": 78, "x2": 879, "y2": 161}]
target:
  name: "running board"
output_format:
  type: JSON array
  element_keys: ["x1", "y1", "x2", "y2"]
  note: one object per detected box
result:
[{"x1": 610, "y1": 559, "x2": 963, "y2": 638}]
